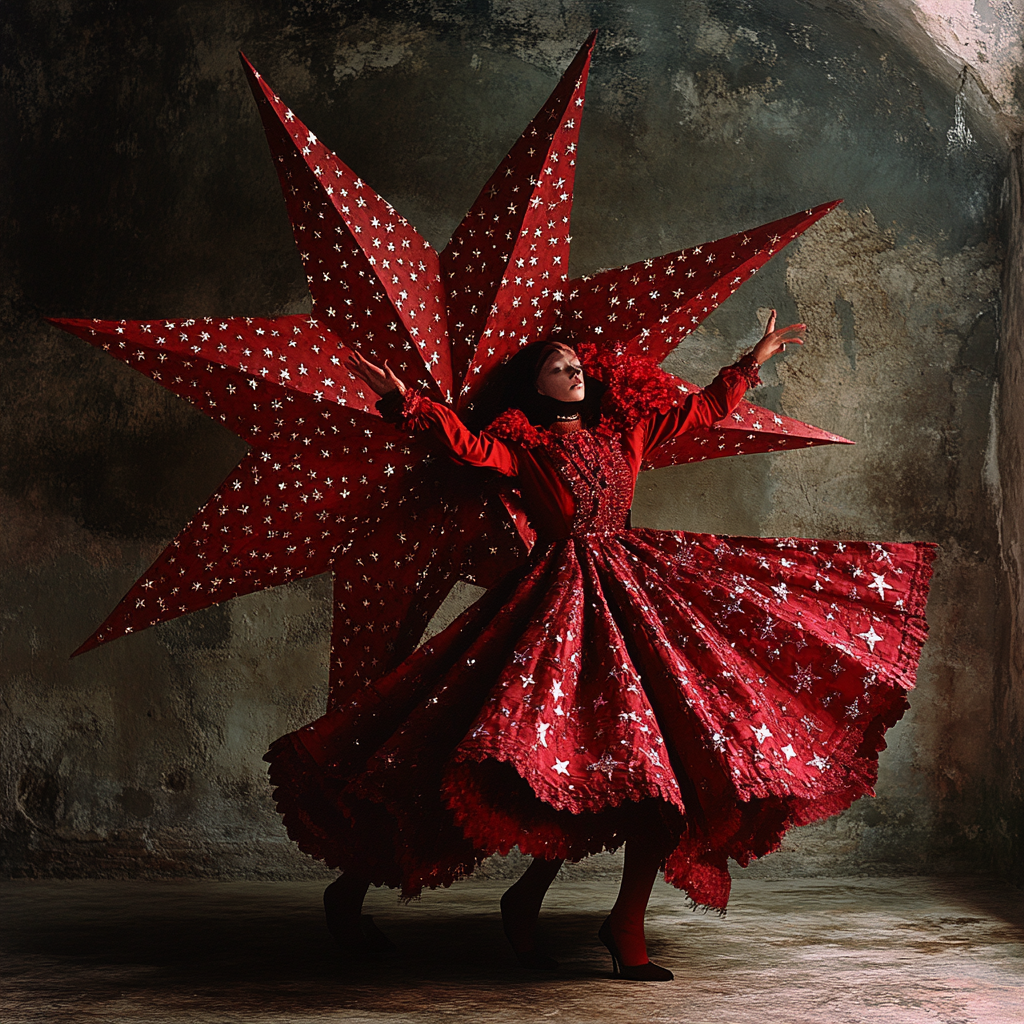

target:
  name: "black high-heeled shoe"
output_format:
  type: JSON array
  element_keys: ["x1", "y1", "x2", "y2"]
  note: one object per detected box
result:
[
  {"x1": 598, "y1": 916, "x2": 673, "y2": 981},
  {"x1": 500, "y1": 890, "x2": 560, "y2": 970}
]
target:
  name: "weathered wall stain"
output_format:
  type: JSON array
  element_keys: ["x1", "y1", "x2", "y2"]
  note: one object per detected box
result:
[{"x1": 1, "y1": 0, "x2": 1020, "y2": 884}]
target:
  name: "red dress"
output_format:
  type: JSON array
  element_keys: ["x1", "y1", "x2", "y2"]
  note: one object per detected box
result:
[{"x1": 265, "y1": 358, "x2": 934, "y2": 911}]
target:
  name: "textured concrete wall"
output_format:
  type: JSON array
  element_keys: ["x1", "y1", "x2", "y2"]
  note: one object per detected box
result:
[{"x1": 1, "y1": 0, "x2": 1020, "y2": 882}]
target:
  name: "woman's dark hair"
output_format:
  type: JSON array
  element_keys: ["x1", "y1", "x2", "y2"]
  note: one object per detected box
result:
[{"x1": 464, "y1": 333, "x2": 605, "y2": 430}]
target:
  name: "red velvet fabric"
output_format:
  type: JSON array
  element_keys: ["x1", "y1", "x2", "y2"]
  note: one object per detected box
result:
[{"x1": 265, "y1": 364, "x2": 934, "y2": 911}]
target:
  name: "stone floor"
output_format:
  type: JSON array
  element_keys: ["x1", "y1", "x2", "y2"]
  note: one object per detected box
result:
[{"x1": 1, "y1": 876, "x2": 1022, "y2": 1023}]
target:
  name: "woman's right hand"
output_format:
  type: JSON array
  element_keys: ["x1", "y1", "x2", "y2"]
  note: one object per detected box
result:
[
  {"x1": 346, "y1": 350, "x2": 407, "y2": 397},
  {"x1": 750, "y1": 309, "x2": 806, "y2": 365}
]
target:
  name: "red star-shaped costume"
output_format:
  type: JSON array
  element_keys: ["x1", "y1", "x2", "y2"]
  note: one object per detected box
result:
[{"x1": 52, "y1": 35, "x2": 934, "y2": 910}]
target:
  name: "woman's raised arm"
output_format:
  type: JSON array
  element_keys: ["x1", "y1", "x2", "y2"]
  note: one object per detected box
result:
[
  {"x1": 642, "y1": 309, "x2": 805, "y2": 453},
  {"x1": 346, "y1": 349, "x2": 519, "y2": 477}
]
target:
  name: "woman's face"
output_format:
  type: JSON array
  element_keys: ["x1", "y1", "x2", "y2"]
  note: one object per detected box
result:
[{"x1": 535, "y1": 346, "x2": 585, "y2": 403}]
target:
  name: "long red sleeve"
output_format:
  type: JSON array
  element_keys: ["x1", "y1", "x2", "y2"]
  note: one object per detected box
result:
[
  {"x1": 641, "y1": 356, "x2": 760, "y2": 459},
  {"x1": 378, "y1": 389, "x2": 519, "y2": 476}
]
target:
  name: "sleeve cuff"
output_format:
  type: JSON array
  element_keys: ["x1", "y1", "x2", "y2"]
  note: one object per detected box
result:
[
  {"x1": 734, "y1": 352, "x2": 763, "y2": 389},
  {"x1": 375, "y1": 388, "x2": 431, "y2": 429}
]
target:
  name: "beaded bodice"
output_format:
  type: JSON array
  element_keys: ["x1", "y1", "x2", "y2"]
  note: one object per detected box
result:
[{"x1": 543, "y1": 431, "x2": 635, "y2": 535}]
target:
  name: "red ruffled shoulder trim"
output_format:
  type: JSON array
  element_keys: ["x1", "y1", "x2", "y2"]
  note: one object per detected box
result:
[
  {"x1": 486, "y1": 408, "x2": 547, "y2": 448},
  {"x1": 576, "y1": 342, "x2": 689, "y2": 431}
]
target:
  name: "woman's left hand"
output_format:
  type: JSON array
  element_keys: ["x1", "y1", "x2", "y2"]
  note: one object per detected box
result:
[
  {"x1": 345, "y1": 349, "x2": 407, "y2": 397},
  {"x1": 751, "y1": 310, "x2": 806, "y2": 365}
]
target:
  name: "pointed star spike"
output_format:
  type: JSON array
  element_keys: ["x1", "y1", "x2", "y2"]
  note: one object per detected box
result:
[
  {"x1": 239, "y1": 55, "x2": 453, "y2": 401},
  {"x1": 72, "y1": 451, "x2": 336, "y2": 655},
  {"x1": 71, "y1": 420, "x2": 430, "y2": 656},
  {"x1": 641, "y1": 390, "x2": 854, "y2": 469},
  {"x1": 565, "y1": 200, "x2": 842, "y2": 363},
  {"x1": 443, "y1": 32, "x2": 597, "y2": 407},
  {"x1": 49, "y1": 315, "x2": 381, "y2": 421},
  {"x1": 327, "y1": 468, "x2": 490, "y2": 708}
]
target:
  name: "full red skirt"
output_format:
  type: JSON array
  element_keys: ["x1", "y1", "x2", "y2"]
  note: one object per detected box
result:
[{"x1": 266, "y1": 528, "x2": 934, "y2": 910}]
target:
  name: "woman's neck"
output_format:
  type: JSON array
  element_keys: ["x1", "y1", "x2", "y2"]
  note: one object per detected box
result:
[
  {"x1": 549, "y1": 416, "x2": 583, "y2": 434},
  {"x1": 533, "y1": 392, "x2": 587, "y2": 426}
]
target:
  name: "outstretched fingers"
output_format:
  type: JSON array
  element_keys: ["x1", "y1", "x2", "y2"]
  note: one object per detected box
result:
[
  {"x1": 344, "y1": 349, "x2": 406, "y2": 397},
  {"x1": 772, "y1": 322, "x2": 807, "y2": 344},
  {"x1": 751, "y1": 309, "x2": 808, "y2": 365}
]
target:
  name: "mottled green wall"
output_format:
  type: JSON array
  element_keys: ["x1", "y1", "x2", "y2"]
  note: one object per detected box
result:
[{"x1": 1, "y1": 0, "x2": 1019, "y2": 882}]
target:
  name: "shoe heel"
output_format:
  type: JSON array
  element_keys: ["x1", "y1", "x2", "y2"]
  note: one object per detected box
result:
[
  {"x1": 597, "y1": 914, "x2": 673, "y2": 982},
  {"x1": 598, "y1": 915, "x2": 620, "y2": 977}
]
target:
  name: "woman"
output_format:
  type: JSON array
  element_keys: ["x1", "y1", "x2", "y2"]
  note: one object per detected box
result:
[{"x1": 265, "y1": 312, "x2": 934, "y2": 980}]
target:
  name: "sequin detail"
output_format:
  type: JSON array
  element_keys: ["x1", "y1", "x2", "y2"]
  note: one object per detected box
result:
[{"x1": 543, "y1": 432, "x2": 634, "y2": 535}]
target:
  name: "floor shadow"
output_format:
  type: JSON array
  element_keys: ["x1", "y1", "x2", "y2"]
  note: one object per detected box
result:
[{"x1": 3, "y1": 905, "x2": 612, "y2": 1013}]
